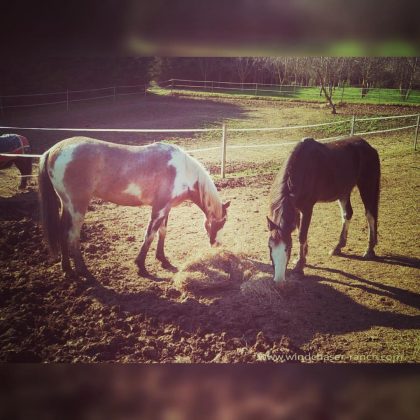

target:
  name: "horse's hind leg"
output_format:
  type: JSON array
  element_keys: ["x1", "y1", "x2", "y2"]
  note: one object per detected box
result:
[
  {"x1": 14, "y1": 157, "x2": 32, "y2": 189},
  {"x1": 330, "y1": 194, "x2": 353, "y2": 256},
  {"x1": 70, "y1": 214, "x2": 90, "y2": 276},
  {"x1": 60, "y1": 209, "x2": 72, "y2": 274},
  {"x1": 155, "y1": 214, "x2": 177, "y2": 272},
  {"x1": 358, "y1": 180, "x2": 379, "y2": 259},
  {"x1": 135, "y1": 207, "x2": 169, "y2": 276},
  {"x1": 63, "y1": 203, "x2": 90, "y2": 276}
]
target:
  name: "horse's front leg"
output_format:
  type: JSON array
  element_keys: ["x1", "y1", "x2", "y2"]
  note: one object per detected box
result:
[
  {"x1": 330, "y1": 195, "x2": 353, "y2": 256},
  {"x1": 293, "y1": 207, "x2": 313, "y2": 273},
  {"x1": 135, "y1": 208, "x2": 168, "y2": 276},
  {"x1": 155, "y1": 214, "x2": 177, "y2": 272}
]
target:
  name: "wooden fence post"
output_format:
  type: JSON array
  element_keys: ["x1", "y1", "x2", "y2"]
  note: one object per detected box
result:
[
  {"x1": 414, "y1": 114, "x2": 420, "y2": 151},
  {"x1": 221, "y1": 123, "x2": 227, "y2": 178},
  {"x1": 350, "y1": 115, "x2": 355, "y2": 136}
]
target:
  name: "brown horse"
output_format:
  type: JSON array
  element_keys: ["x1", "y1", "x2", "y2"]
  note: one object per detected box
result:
[
  {"x1": 0, "y1": 134, "x2": 32, "y2": 189},
  {"x1": 38, "y1": 137, "x2": 230, "y2": 278},
  {"x1": 267, "y1": 137, "x2": 380, "y2": 283}
]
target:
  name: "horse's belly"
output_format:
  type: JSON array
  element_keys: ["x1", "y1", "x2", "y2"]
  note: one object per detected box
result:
[{"x1": 94, "y1": 188, "x2": 148, "y2": 207}]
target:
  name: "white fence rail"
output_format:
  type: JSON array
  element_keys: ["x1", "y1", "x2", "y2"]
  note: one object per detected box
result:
[
  {"x1": 1, "y1": 113, "x2": 419, "y2": 178},
  {"x1": 2, "y1": 78, "x2": 420, "y2": 113},
  {"x1": 0, "y1": 84, "x2": 148, "y2": 112}
]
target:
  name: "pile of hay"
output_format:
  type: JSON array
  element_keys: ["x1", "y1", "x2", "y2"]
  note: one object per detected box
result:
[
  {"x1": 173, "y1": 250, "x2": 256, "y2": 293},
  {"x1": 240, "y1": 273, "x2": 282, "y2": 302},
  {"x1": 174, "y1": 249, "x2": 301, "y2": 300}
]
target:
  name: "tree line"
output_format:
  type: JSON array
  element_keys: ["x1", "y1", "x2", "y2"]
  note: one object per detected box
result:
[
  {"x1": 151, "y1": 57, "x2": 419, "y2": 113},
  {"x1": 152, "y1": 57, "x2": 418, "y2": 90}
]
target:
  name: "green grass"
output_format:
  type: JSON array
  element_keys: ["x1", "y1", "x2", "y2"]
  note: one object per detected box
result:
[{"x1": 150, "y1": 84, "x2": 420, "y2": 107}]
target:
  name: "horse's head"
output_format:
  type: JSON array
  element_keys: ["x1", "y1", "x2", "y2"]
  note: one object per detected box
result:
[
  {"x1": 205, "y1": 201, "x2": 230, "y2": 247},
  {"x1": 267, "y1": 216, "x2": 292, "y2": 283}
]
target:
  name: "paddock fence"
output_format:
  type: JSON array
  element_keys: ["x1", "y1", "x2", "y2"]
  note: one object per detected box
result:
[
  {"x1": 160, "y1": 79, "x2": 420, "y2": 105},
  {"x1": 1, "y1": 112, "x2": 419, "y2": 179},
  {"x1": 0, "y1": 84, "x2": 148, "y2": 113},
  {"x1": 2, "y1": 78, "x2": 420, "y2": 113}
]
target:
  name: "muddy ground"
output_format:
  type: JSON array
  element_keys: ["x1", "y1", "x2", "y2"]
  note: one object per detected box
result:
[{"x1": 0, "y1": 94, "x2": 419, "y2": 362}]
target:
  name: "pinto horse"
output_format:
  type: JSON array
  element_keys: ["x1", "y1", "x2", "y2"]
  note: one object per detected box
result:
[
  {"x1": 267, "y1": 136, "x2": 380, "y2": 283},
  {"x1": 0, "y1": 134, "x2": 32, "y2": 189},
  {"x1": 38, "y1": 137, "x2": 230, "y2": 277}
]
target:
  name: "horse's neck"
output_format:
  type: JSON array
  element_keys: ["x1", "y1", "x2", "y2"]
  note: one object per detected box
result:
[
  {"x1": 195, "y1": 175, "x2": 222, "y2": 219},
  {"x1": 272, "y1": 190, "x2": 296, "y2": 232}
]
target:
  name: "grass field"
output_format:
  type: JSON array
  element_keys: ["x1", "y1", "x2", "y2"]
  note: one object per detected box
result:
[
  {"x1": 155, "y1": 83, "x2": 420, "y2": 107},
  {"x1": 0, "y1": 93, "x2": 419, "y2": 363}
]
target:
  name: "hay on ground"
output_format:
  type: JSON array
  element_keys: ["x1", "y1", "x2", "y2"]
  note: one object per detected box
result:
[
  {"x1": 173, "y1": 250, "x2": 256, "y2": 293},
  {"x1": 173, "y1": 249, "x2": 301, "y2": 302}
]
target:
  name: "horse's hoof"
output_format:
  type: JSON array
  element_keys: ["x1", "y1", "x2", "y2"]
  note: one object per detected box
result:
[
  {"x1": 292, "y1": 265, "x2": 304, "y2": 274},
  {"x1": 161, "y1": 260, "x2": 178, "y2": 272},
  {"x1": 137, "y1": 266, "x2": 150, "y2": 278},
  {"x1": 329, "y1": 248, "x2": 342, "y2": 256},
  {"x1": 363, "y1": 250, "x2": 376, "y2": 260},
  {"x1": 75, "y1": 269, "x2": 92, "y2": 279},
  {"x1": 74, "y1": 262, "x2": 92, "y2": 278},
  {"x1": 63, "y1": 269, "x2": 76, "y2": 280}
]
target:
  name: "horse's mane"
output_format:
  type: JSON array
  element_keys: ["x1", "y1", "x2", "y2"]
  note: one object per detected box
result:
[
  {"x1": 269, "y1": 139, "x2": 311, "y2": 232},
  {"x1": 186, "y1": 152, "x2": 222, "y2": 219}
]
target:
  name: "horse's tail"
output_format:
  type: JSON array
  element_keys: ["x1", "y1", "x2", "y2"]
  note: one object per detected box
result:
[
  {"x1": 357, "y1": 139, "x2": 381, "y2": 226},
  {"x1": 371, "y1": 147, "x2": 381, "y2": 220},
  {"x1": 38, "y1": 150, "x2": 60, "y2": 256}
]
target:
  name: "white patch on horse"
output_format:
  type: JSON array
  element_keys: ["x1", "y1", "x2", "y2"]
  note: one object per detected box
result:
[
  {"x1": 272, "y1": 242, "x2": 288, "y2": 283},
  {"x1": 50, "y1": 145, "x2": 76, "y2": 194},
  {"x1": 123, "y1": 182, "x2": 142, "y2": 198},
  {"x1": 168, "y1": 149, "x2": 197, "y2": 198},
  {"x1": 212, "y1": 224, "x2": 225, "y2": 247},
  {"x1": 366, "y1": 211, "x2": 375, "y2": 238},
  {"x1": 50, "y1": 144, "x2": 78, "y2": 216},
  {"x1": 68, "y1": 212, "x2": 84, "y2": 244},
  {"x1": 343, "y1": 219, "x2": 350, "y2": 235}
]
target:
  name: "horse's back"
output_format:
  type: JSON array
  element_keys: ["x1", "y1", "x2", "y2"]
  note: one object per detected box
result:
[
  {"x1": 284, "y1": 137, "x2": 378, "y2": 204},
  {"x1": 46, "y1": 137, "x2": 194, "y2": 207}
]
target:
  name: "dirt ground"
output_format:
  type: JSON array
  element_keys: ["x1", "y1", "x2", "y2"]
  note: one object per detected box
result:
[{"x1": 0, "y1": 94, "x2": 419, "y2": 362}]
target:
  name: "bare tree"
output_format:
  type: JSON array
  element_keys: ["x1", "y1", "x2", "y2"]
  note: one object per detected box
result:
[
  {"x1": 309, "y1": 57, "x2": 346, "y2": 114},
  {"x1": 267, "y1": 57, "x2": 290, "y2": 85},
  {"x1": 395, "y1": 57, "x2": 418, "y2": 100},
  {"x1": 235, "y1": 58, "x2": 254, "y2": 89},
  {"x1": 354, "y1": 58, "x2": 383, "y2": 97}
]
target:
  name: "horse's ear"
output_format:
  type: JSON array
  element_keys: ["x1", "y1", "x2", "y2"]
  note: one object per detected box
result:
[
  {"x1": 222, "y1": 201, "x2": 231, "y2": 215},
  {"x1": 267, "y1": 216, "x2": 279, "y2": 231}
]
